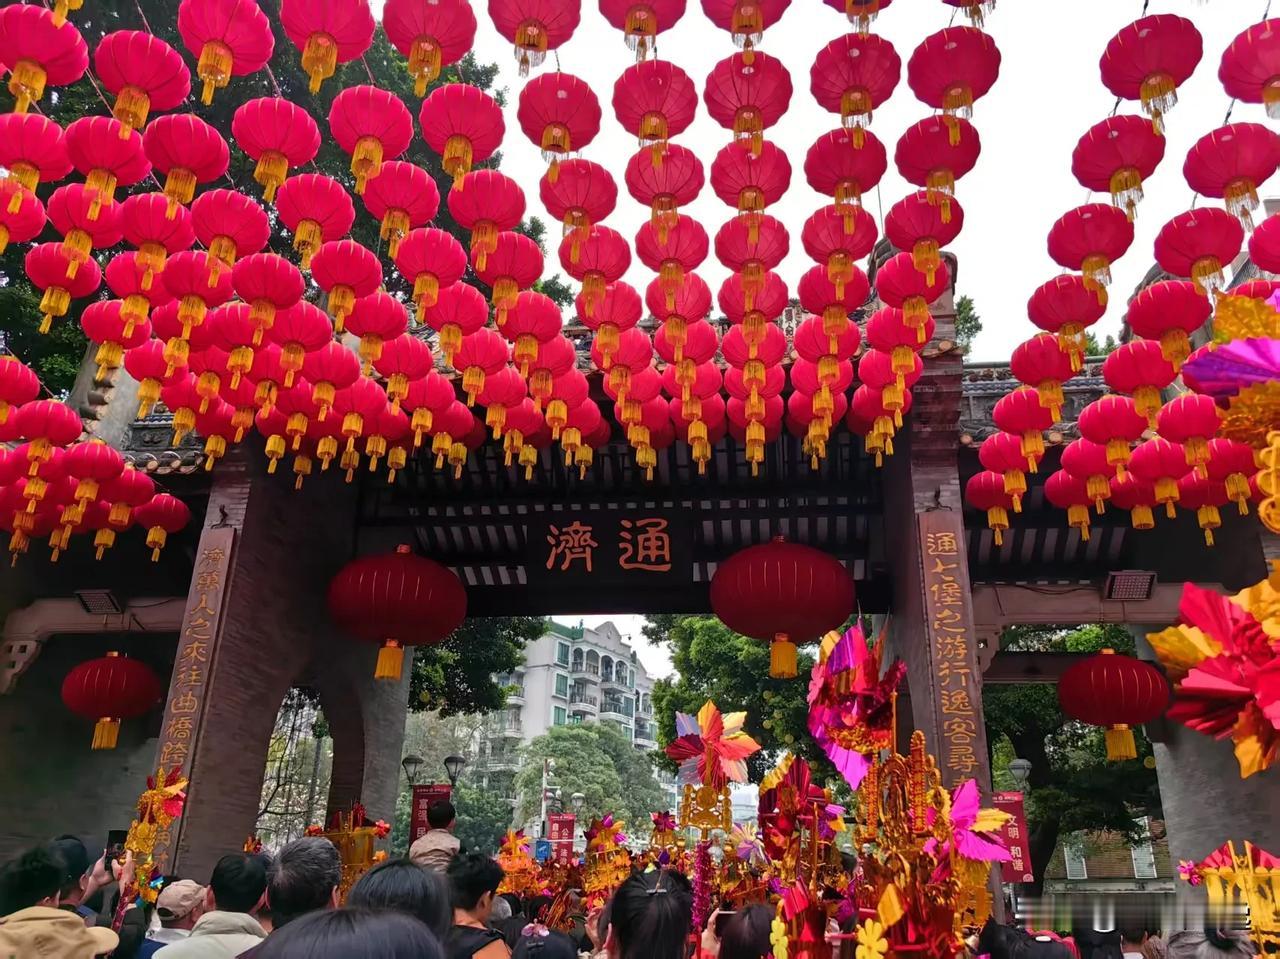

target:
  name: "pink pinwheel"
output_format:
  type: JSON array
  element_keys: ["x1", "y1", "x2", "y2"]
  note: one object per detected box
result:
[
  {"x1": 731, "y1": 822, "x2": 768, "y2": 868},
  {"x1": 1180, "y1": 336, "x2": 1280, "y2": 400},
  {"x1": 651, "y1": 811, "x2": 676, "y2": 832},
  {"x1": 923, "y1": 779, "x2": 1011, "y2": 875},
  {"x1": 664, "y1": 699, "x2": 760, "y2": 790},
  {"x1": 757, "y1": 754, "x2": 844, "y2": 862},
  {"x1": 584, "y1": 813, "x2": 627, "y2": 847}
]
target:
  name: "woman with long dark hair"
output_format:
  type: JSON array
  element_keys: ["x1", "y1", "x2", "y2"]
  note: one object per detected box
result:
[
  {"x1": 347, "y1": 858, "x2": 452, "y2": 940},
  {"x1": 252, "y1": 908, "x2": 443, "y2": 959},
  {"x1": 606, "y1": 871, "x2": 693, "y2": 959}
]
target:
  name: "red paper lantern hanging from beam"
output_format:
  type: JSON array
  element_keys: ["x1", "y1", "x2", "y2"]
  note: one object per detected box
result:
[
  {"x1": 61, "y1": 652, "x2": 161, "y2": 750},
  {"x1": 1058, "y1": 649, "x2": 1169, "y2": 760},
  {"x1": 1099, "y1": 14, "x2": 1202, "y2": 134},
  {"x1": 1218, "y1": 18, "x2": 1280, "y2": 120},
  {"x1": 1070, "y1": 114, "x2": 1166, "y2": 222}
]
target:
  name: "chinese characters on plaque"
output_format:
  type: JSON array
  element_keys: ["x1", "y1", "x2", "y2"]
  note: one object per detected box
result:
[
  {"x1": 992, "y1": 791, "x2": 1035, "y2": 884},
  {"x1": 410, "y1": 784, "x2": 454, "y2": 843},
  {"x1": 527, "y1": 513, "x2": 690, "y2": 587},
  {"x1": 919, "y1": 514, "x2": 985, "y2": 787},
  {"x1": 547, "y1": 812, "x2": 576, "y2": 865}
]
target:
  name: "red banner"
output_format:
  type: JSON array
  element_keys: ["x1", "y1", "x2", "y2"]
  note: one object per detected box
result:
[
  {"x1": 993, "y1": 791, "x2": 1034, "y2": 884},
  {"x1": 547, "y1": 812, "x2": 576, "y2": 864},
  {"x1": 410, "y1": 784, "x2": 454, "y2": 843}
]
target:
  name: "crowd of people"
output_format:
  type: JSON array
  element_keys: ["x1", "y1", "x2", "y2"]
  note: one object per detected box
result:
[{"x1": 0, "y1": 800, "x2": 1259, "y2": 959}]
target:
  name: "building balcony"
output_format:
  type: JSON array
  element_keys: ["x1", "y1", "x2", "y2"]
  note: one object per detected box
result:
[
  {"x1": 486, "y1": 755, "x2": 520, "y2": 772},
  {"x1": 600, "y1": 702, "x2": 629, "y2": 721},
  {"x1": 569, "y1": 693, "x2": 598, "y2": 716},
  {"x1": 506, "y1": 687, "x2": 526, "y2": 705},
  {"x1": 600, "y1": 675, "x2": 628, "y2": 694},
  {"x1": 571, "y1": 664, "x2": 600, "y2": 681},
  {"x1": 491, "y1": 721, "x2": 523, "y2": 739}
]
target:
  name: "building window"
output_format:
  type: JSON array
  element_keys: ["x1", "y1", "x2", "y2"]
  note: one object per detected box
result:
[
  {"x1": 1063, "y1": 842, "x2": 1088, "y2": 880},
  {"x1": 553, "y1": 706, "x2": 567, "y2": 726},
  {"x1": 1131, "y1": 818, "x2": 1158, "y2": 879},
  {"x1": 556, "y1": 642, "x2": 570, "y2": 666},
  {"x1": 554, "y1": 674, "x2": 569, "y2": 698}
]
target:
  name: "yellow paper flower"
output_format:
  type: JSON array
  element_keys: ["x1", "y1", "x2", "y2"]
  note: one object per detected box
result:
[
  {"x1": 855, "y1": 919, "x2": 889, "y2": 959},
  {"x1": 769, "y1": 915, "x2": 789, "y2": 959}
]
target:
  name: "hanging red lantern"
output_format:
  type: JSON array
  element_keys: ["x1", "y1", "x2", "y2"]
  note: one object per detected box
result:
[
  {"x1": 421, "y1": 281, "x2": 488, "y2": 369},
  {"x1": 280, "y1": 0, "x2": 375, "y2": 92},
  {"x1": 475, "y1": 230, "x2": 544, "y2": 325},
  {"x1": 362, "y1": 160, "x2": 440, "y2": 258},
  {"x1": 488, "y1": 0, "x2": 582, "y2": 75},
  {"x1": 906, "y1": 27, "x2": 1001, "y2": 146},
  {"x1": 810, "y1": 32, "x2": 900, "y2": 147},
  {"x1": 120, "y1": 193, "x2": 195, "y2": 292},
  {"x1": 346, "y1": 292, "x2": 409, "y2": 372},
  {"x1": 1061, "y1": 438, "x2": 1117, "y2": 513},
  {"x1": 795, "y1": 312, "x2": 860, "y2": 377},
  {"x1": 1176, "y1": 475, "x2": 1229, "y2": 546},
  {"x1": 124, "y1": 340, "x2": 184, "y2": 418},
  {"x1": 723, "y1": 324, "x2": 786, "y2": 398},
  {"x1": 884, "y1": 190, "x2": 962, "y2": 287},
  {"x1": 801, "y1": 205, "x2": 876, "y2": 300},
  {"x1": 719, "y1": 270, "x2": 789, "y2": 351},
  {"x1": 209, "y1": 303, "x2": 262, "y2": 388},
  {"x1": 143, "y1": 114, "x2": 230, "y2": 218},
  {"x1": 503, "y1": 398, "x2": 547, "y2": 476},
  {"x1": 383, "y1": 0, "x2": 476, "y2": 94},
  {"x1": 600, "y1": 0, "x2": 687, "y2": 59},
  {"x1": 1125, "y1": 279, "x2": 1211, "y2": 371},
  {"x1": 1102, "y1": 340, "x2": 1176, "y2": 427},
  {"x1": 392, "y1": 228, "x2": 463, "y2": 323},
  {"x1": 61, "y1": 652, "x2": 161, "y2": 750},
  {"x1": 152, "y1": 299, "x2": 217, "y2": 382},
  {"x1": 787, "y1": 388, "x2": 848, "y2": 469},
  {"x1": 1206, "y1": 438, "x2": 1257, "y2": 516},
  {"x1": 1156, "y1": 393, "x2": 1220, "y2": 477},
  {"x1": 1128, "y1": 437, "x2": 1192, "y2": 519},
  {"x1": 311, "y1": 239, "x2": 383, "y2": 334},
  {"x1": 941, "y1": 0, "x2": 992, "y2": 27},
  {"x1": 1010, "y1": 332, "x2": 1077, "y2": 422},
  {"x1": 0, "y1": 4, "x2": 88, "y2": 113},
  {"x1": 232, "y1": 252, "x2": 306, "y2": 346},
  {"x1": 625, "y1": 143, "x2": 704, "y2": 241},
  {"x1": 273, "y1": 373, "x2": 321, "y2": 449},
  {"x1": 527, "y1": 338, "x2": 577, "y2": 414},
  {"x1": 804, "y1": 129, "x2": 887, "y2": 226},
  {"x1": 132, "y1": 492, "x2": 191, "y2": 561},
  {"x1": 418, "y1": 84, "x2": 505, "y2": 190},
  {"x1": 1026, "y1": 274, "x2": 1105, "y2": 371},
  {"x1": 187, "y1": 346, "x2": 233, "y2": 414},
  {"x1": 1071, "y1": 114, "x2": 1167, "y2": 222},
  {"x1": 1058, "y1": 649, "x2": 1169, "y2": 760},
  {"x1": 518, "y1": 72, "x2": 602, "y2": 183},
  {"x1": 664, "y1": 356, "x2": 721, "y2": 410},
  {"x1": 503, "y1": 290, "x2": 563, "y2": 378},
  {"x1": 81, "y1": 301, "x2": 151, "y2": 379},
  {"x1": 449, "y1": 169, "x2": 527, "y2": 272},
  {"x1": 275, "y1": 174, "x2": 356, "y2": 270},
  {"x1": 865, "y1": 306, "x2": 929, "y2": 377},
  {"x1": 1154, "y1": 208, "x2": 1244, "y2": 298},
  {"x1": 727, "y1": 401, "x2": 782, "y2": 475},
  {"x1": 858, "y1": 348, "x2": 918, "y2": 427},
  {"x1": 191, "y1": 189, "x2": 270, "y2": 280},
  {"x1": 612, "y1": 59, "x2": 698, "y2": 163},
  {"x1": 1219, "y1": 18, "x2": 1280, "y2": 120},
  {"x1": 563, "y1": 401, "x2": 608, "y2": 475},
  {"x1": 61, "y1": 440, "x2": 123, "y2": 516},
  {"x1": 977, "y1": 433, "x2": 1033, "y2": 512},
  {"x1": 477, "y1": 366, "x2": 527, "y2": 439},
  {"x1": 328, "y1": 85, "x2": 414, "y2": 194},
  {"x1": 714, "y1": 214, "x2": 789, "y2": 312},
  {"x1": 400, "y1": 370, "x2": 456, "y2": 449},
  {"x1": 1183, "y1": 123, "x2": 1280, "y2": 231},
  {"x1": 709, "y1": 140, "x2": 790, "y2": 245},
  {"x1": 48, "y1": 185, "x2": 122, "y2": 281},
  {"x1": 94, "y1": 30, "x2": 191, "y2": 135},
  {"x1": 1100, "y1": 14, "x2": 1202, "y2": 134},
  {"x1": 592, "y1": 328, "x2": 653, "y2": 405},
  {"x1": 562, "y1": 225, "x2": 632, "y2": 318},
  {"x1": 106, "y1": 252, "x2": 175, "y2": 340},
  {"x1": 302, "y1": 341, "x2": 362, "y2": 423},
  {"x1": 541, "y1": 159, "x2": 618, "y2": 265},
  {"x1": 1044, "y1": 469, "x2": 1094, "y2": 540},
  {"x1": 849, "y1": 383, "x2": 912, "y2": 464},
  {"x1": 0, "y1": 114, "x2": 71, "y2": 213},
  {"x1": 965, "y1": 470, "x2": 1014, "y2": 545},
  {"x1": 583, "y1": 281, "x2": 643, "y2": 370},
  {"x1": 231, "y1": 97, "x2": 322, "y2": 203},
  {"x1": 0, "y1": 359, "x2": 39, "y2": 427},
  {"x1": 646, "y1": 271, "x2": 712, "y2": 333},
  {"x1": 792, "y1": 356, "x2": 854, "y2": 422},
  {"x1": 704, "y1": 51, "x2": 793, "y2": 155},
  {"x1": 454, "y1": 328, "x2": 510, "y2": 407},
  {"x1": 819, "y1": 0, "x2": 892, "y2": 32},
  {"x1": 992, "y1": 388, "x2": 1053, "y2": 471},
  {"x1": 636, "y1": 215, "x2": 709, "y2": 313},
  {"x1": 1249, "y1": 213, "x2": 1280, "y2": 273},
  {"x1": 700, "y1": 0, "x2": 789, "y2": 62},
  {"x1": 1078, "y1": 395, "x2": 1147, "y2": 478},
  {"x1": 364, "y1": 403, "x2": 412, "y2": 479},
  {"x1": 655, "y1": 315, "x2": 717, "y2": 374},
  {"x1": 797, "y1": 263, "x2": 861, "y2": 353},
  {"x1": 894, "y1": 116, "x2": 980, "y2": 225},
  {"x1": 545, "y1": 368, "x2": 589, "y2": 439},
  {"x1": 1110, "y1": 474, "x2": 1157, "y2": 530},
  {"x1": 64, "y1": 116, "x2": 151, "y2": 220},
  {"x1": 177, "y1": 0, "x2": 275, "y2": 104},
  {"x1": 328, "y1": 378, "x2": 387, "y2": 468},
  {"x1": 25, "y1": 243, "x2": 101, "y2": 336},
  {"x1": 100, "y1": 463, "x2": 154, "y2": 534},
  {"x1": 874, "y1": 250, "x2": 948, "y2": 345},
  {"x1": 1047, "y1": 204, "x2": 1134, "y2": 305},
  {"x1": 710, "y1": 539, "x2": 854, "y2": 678}
]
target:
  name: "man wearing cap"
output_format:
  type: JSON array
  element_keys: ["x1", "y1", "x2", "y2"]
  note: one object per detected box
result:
[
  {"x1": 157, "y1": 854, "x2": 268, "y2": 959},
  {"x1": 0, "y1": 903, "x2": 119, "y2": 957},
  {"x1": 139, "y1": 879, "x2": 205, "y2": 957}
]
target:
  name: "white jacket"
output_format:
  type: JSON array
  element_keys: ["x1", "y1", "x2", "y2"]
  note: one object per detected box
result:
[{"x1": 153, "y1": 911, "x2": 266, "y2": 958}]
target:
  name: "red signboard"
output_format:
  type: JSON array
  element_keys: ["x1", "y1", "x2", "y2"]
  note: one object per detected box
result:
[
  {"x1": 410, "y1": 784, "x2": 454, "y2": 843},
  {"x1": 547, "y1": 812, "x2": 576, "y2": 864},
  {"x1": 993, "y1": 791, "x2": 1034, "y2": 884}
]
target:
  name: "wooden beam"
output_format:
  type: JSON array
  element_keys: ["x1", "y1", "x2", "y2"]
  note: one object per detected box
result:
[{"x1": 981, "y1": 651, "x2": 1085, "y2": 684}]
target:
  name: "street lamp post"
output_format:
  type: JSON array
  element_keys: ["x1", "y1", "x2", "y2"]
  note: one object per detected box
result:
[
  {"x1": 443, "y1": 754, "x2": 467, "y2": 786},
  {"x1": 401, "y1": 754, "x2": 424, "y2": 785},
  {"x1": 539, "y1": 758, "x2": 556, "y2": 838}
]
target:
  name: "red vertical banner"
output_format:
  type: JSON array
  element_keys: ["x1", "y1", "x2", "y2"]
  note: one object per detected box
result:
[
  {"x1": 410, "y1": 784, "x2": 454, "y2": 843},
  {"x1": 993, "y1": 791, "x2": 1034, "y2": 883},
  {"x1": 547, "y1": 812, "x2": 576, "y2": 864}
]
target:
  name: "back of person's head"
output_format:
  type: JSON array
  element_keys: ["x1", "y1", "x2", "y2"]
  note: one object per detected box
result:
[
  {"x1": 347, "y1": 858, "x2": 450, "y2": 940},
  {"x1": 0, "y1": 845, "x2": 65, "y2": 916},
  {"x1": 1119, "y1": 925, "x2": 1149, "y2": 946},
  {"x1": 48, "y1": 838, "x2": 89, "y2": 900},
  {"x1": 491, "y1": 896, "x2": 513, "y2": 921},
  {"x1": 209, "y1": 852, "x2": 268, "y2": 914},
  {"x1": 718, "y1": 905, "x2": 774, "y2": 959},
  {"x1": 608, "y1": 870, "x2": 693, "y2": 959},
  {"x1": 268, "y1": 837, "x2": 342, "y2": 928},
  {"x1": 513, "y1": 928, "x2": 579, "y2": 959},
  {"x1": 1166, "y1": 930, "x2": 1257, "y2": 959},
  {"x1": 253, "y1": 907, "x2": 443, "y2": 959},
  {"x1": 499, "y1": 893, "x2": 523, "y2": 918},
  {"x1": 526, "y1": 894, "x2": 553, "y2": 923},
  {"x1": 426, "y1": 801, "x2": 456, "y2": 830},
  {"x1": 447, "y1": 852, "x2": 504, "y2": 913}
]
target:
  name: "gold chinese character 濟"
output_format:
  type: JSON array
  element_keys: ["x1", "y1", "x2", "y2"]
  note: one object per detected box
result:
[
  {"x1": 199, "y1": 547, "x2": 225, "y2": 569},
  {"x1": 545, "y1": 522, "x2": 598, "y2": 572},
  {"x1": 618, "y1": 518, "x2": 673, "y2": 572}
]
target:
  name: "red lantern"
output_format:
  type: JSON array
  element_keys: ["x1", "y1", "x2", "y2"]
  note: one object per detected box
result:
[
  {"x1": 1156, "y1": 393, "x2": 1220, "y2": 476},
  {"x1": 275, "y1": 173, "x2": 356, "y2": 270},
  {"x1": 311, "y1": 239, "x2": 383, "y2": 333},
  {"x1": 231, "y1": 97, "x2": 322, "y2": 202},
  {"x1": 1078, "y1": 395, "x2": 1147, "y2": 478},
  {"x1": 81, "y1": 300, "x2": 151, "y2": 379},
  {"x1": 1026, "y1": 274, "x2": 1105, "y2": 370},
  {"x1": 562, "y1": 225, "x2": 631, "y2": 318},
  {"x1": 820, "y1": 0, "x2": 892, "y2": 32},
  {"x1": 1183, "y1": 123, "x2": 1280, "y2": 230},
  {"x1": 152, "y1": 297, "x2": 219, "y2": 381},
  {"x1": 894, "y1": 116, "x2": 980, "y2": 224},
  {"x1": 421, "y1": 280, "x2": 488, "y2": 368},
  {"x1": 101, "y1": 464, "x2": 154, "y2": 533},
  {"x1": 519, "y1": 71, "x2": 602, "y2": 182},
  {"x1": 1128, "y1": 437, "x2": 1192, "y2": 519},
  {"x1": 600, "y1": 0, "x2": 687, "y2": 59},
  {"x1": 0, "y1": 114, "x2": 71, "y2": 210},
  {"x1": 477, "y1": 366, "x2": 527, "y2": 439},
  {"x1": 455, "y1": 328, "x2": 510, "y2": 407},
  {"x1": 849, "y1": 383, "x2": 912, "y2": 464},
  {"x1": 612, "y1": 59, "x2": 698, "y2": 162},
  {"x1": 124, "y1": 340, "x2": 184, "y2": 418},
  {"x1": 302, "y1": 340, "x2": 362, "y2": 420},
  {"x1": 1100, "y1": 14, "x2": 1202, "y2": 133},
  {"x1": 723, "y1": 324, "x2": 786, "y2": 384},
  {"x1": 941, "y1": 0, "x2": 991, "y2": 27},
  {"x1": 232, "y1": 252, "x2": 306, "y2": 346},
  {"x1": 94, "y1": 30, "x2": 191, "y2": 135},
  {"x1": 625, "y1": 143, "x2": 704, "y2": 241},
  {"x1": 1125, "y1": 279, "x2": 1211, "y2": 371},
  {"x1": 804, "y1": 128, "x2": 887, "y2": 222},
  {"x1": 64, "y1": 116, "x2": 151, "y2": 220},
  {"x1": 1010, "y1": 332, "x2": 1076, "y2": 422},
  {"x1": 977, "y1": 433, "x2": 1033, "y2": 512},
  {"x1": 858, "y1": 348, "x2": 918, "y2": 428},
  {"x1": 583, "y1": 281, "x2": 643, "y2": 369},
  {"x1": 810, "y1": 32, "x2": 900, "y2": 146},
  {"x1": 1102, "y1": 340, "x2": 1176, "y2": 427},
  {"x1": 383, "y1": 0, "x2": 476, "y2": 94},
  {"x1": 1044, "y1": 469, "x2": 1094, "y2": 540},
  {"x1": 592, "y1": 328, "x2": 653, "y2": 404},
  {"x1": 61, "y1": 652, "x2": 161, "y2": 750},
  {"x1": 449, "y1": 169, "x2": 527, "y2": 272},
  {"x1": 1071, "y1": 115, "x2": 1167, "y2": 221},
  {"x1": 143, "y1": 114, "x2": 230, "y2": 218},
  {"x1": 177, "y1": 0, "x2": 275, "y2": 104},
  {"x1": 646, "y1": 270, "x2": 711, "y2": 327},
  {"x1": 120, "y1": 193, "x2": 195, "y2": 292},
  {"x1": 0, "y1": 4, "x2": 88, "y2": 113},
  {"x1": 541, "y1": 159, "x2": 617, "y2": 265},
  {"x1": 1219, "y1": 19, "x2": 1280, "y2": 120},
  {"x1": 710, "y1": 539, "x2": 854, "y2": 678},
  {"x1": 546, "y1": 367, "x2": 589, "y2": 439},
  {"x1": 191, "y1": 189, "x2": 270, "y2": 280},
  {"x1": 106, "y1": 253, "x2": 175, "y2": 342},
  {"x1": 1177, "y1": 475, "x2": 1229, "y2": 546},
  {"x1": 801, "y1": 205, "x2": 876, "y2": 300},
  {"x1": 991, "y1": 388, "x2": 1053, "y2": 470},
  {"x1": 636, "y1": 215, "x2": 709, "y2": 311},
  {"x1": 25, "y1": 243, "x2": 101, "y2": 335},
  {"x1": 528, "y1": 337, "x2": 577, "y2": 412},
  {"x1": 709, "y1": 141, "x2": 790, "y2": 244},
  {"x1": 1110, "y1": 474, "x2": 1157, "y2": 530},
  {"x1": 1154, "y1": 208, "x2": 1244, "y2": 298},
  {"x1": 720, "y1": 270, "x2": 790, "y2": 352},
  {"x1": 874, "y1": 251, "x2": 948, "y2": 344},
  {"x1": 787, "y1": 388, "x2": 848, "y2": 469},
  {"x1": 1058, "y1": 649, "x2": 1169, "y2": 760},
  {"x1": 209, "y1": 303, "x2": 261, "y2": 388},
  {"x1": 1047, "y1": 204, "x2": 1134, "y2": 305},
  {"x1": 61, "y1": 439, "x2": 123, "y2": 515},
  {"x1": 865, "y1": 307, "x2": 929, "y2": 379},
  {"x1": 503, "y1": 290, "x2": 563, "y2": 378},
  {"x1": 655, "y1": 316, "x2": 717, "y2": 371},
  {"x1": 0, "y1": 358, "x2": 39, "y2": 427},
  {"x1": 132, "y1": 492, "x2": 191, "y2": 560},
  {"x1": 1206, "y1": 438, "x2": 1257, "y2": 516},
  {"x1": 362, "y1": 160, "x2": 440, "y2": 258},
  {"x1": 347, "y1": 293, "x2": 411, "y2": 372},
  {"x1": 797, "y1": 264, "x2": 861, "y2": 352},
  {"x1": 475, "y1": 231, "x2": 543, "y2": 325},
  {"x1": 714, "y1": 215, "x2": 789, "y2": 312},
  {"x1": 328, "y1": 377, "x2": 387, "y2": 468},
  {"x1": 1249, "y1": 214, "x2": 1280, "y2": 273},
  {"x1": 884, "y1": 190, "x2": 962, "y2": 287},
  {"x1": 394, "y1": 226, "x2": 467, "y2": 317},
  {"x1": 488, "y1": 0, "x2": 582, "y2": 74},
  {"x1": 48, "y1": 185, "x2": 122, "y2": 281},
  {"x1": 328, "y1": 85, "x2": 414, "y2": 194},
  {"x1": 906, "y1": 27, "x2": 1001, "y2": 145},
  {"x1": 418, "y1": 84, "x2": 505, "y2": 189},
  {"x1": 965, "y1": 470, "x2": 1014, "y2": 545},
  {"x1": 401, "y1": 370, "x2": 456, "y2": 449},
  {"x1": 280, "y1": 0, "x2": 375, "y2": 92},
  {"x1": 700, "y1": 0, "x2": 789, "y2": 62},
  {"x1": 1061, "y1": 438, "x2": 1117, "y2": 513},
  {"x1": 704, "y1": 52, "x2": 793, "y2": 155}
]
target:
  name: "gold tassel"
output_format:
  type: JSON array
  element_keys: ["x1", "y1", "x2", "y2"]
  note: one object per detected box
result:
[
  {"x1": 770, "y1": 634, "x2": 797, "y2": 679},
  {"x1": 1104, "y1": 724, "x2": 1136, "y2": 761},
  {"x1": 92, "y1": 718, "x2": 121, "y2": 750},
  {"x1": 375, "y1": 641, "x2": 404, "y2": 681}
]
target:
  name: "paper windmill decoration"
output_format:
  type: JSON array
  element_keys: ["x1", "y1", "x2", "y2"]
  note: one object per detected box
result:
[
  {"x1": 922, "y1": 779, "x2": 1011, "y2": 880},
  {"x1": 757, "y1": 753, "x2": 845, "y2": 865},
  {"x1": 665, "y1": 699, "x2": 762, "y2": 790},
  {"x1": 731, "y1": 821, "x2": 769, "y2": 869},
  {"x1": 1182, "y1": 840, "x2": 1280, "y2": 952},
  {"x1": 1147, "y1": 577, "x2": 1280, "y2": 778},
  {"x1": 497, "y1": 829, "x2": 542, "y2": 897},
  {"x1": 808, "y1": 625, "x2": 907, "y2": 790}
]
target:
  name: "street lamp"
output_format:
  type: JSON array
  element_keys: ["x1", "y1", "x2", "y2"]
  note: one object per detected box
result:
[
  {"x1": 570, "y1": 792, "x2": 585, "y2": 814},
  {"x1": 401, "y1": 754, "x2": 424, "y2": 784},
  {"x1": 443, "y1": 754, "x2": 466, "y2": 786},
  {"x1": 1008, "y1": 757, "x2": 1032, "y2": 790}
]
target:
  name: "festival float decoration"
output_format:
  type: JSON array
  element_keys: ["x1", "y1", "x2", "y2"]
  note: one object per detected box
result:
[
  {"x1": 115, "y1": 768, "x2": 188, "y2": 917},
  {"x1": 497, "y1": 830, "x2": 542, "y2": 897},
  {"x1": 305, "y1": 803, "x2": 392, "y2": 901},
  {"x1": 583, "y1": 815, "x2": 632, "y2": 905},
  {"x1": 1180, "y1": 841, "x2": 1280, "y2": 952},
  {"x1": 61, "y1": 652, "x2": 162, "y2": 750}
]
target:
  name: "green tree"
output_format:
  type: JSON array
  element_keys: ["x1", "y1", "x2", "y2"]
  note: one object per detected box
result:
[
  {"x1": 1083, "y1": 330, "x2": 1119, "y2": 356},
  {"x1": 453, "y1": 779, "x2": 517, "y2": 855},
  {"x1": 410, "y1": 616, "x2": 546, "y2": 715},
  {"x1": 593, "y1": 722, "x2": 669, "y2": 823},
  {"x1": 954, "y1": 295, "x2": 982, "y2": 351}
]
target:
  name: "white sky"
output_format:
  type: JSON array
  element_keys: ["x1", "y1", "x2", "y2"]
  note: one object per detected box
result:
[{"x1": 452, "y1": 0, "x2": 1273, "y2": 361}]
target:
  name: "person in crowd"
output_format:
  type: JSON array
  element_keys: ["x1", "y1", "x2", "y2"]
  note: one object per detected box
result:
[
  {"x1": 158, "y1": 853, "x2": 268, "y2": 958},
  {"x1": 1121, "y1": 926, "x2": 1151, "y2": 959},
  {"x1": 265, "y1": 837, "x2": 342, "y2": 930},
  {"x1": 253, "y1": 908, "x2": 444, "y2": 959},
  {"x1": 978, "y1": 919, "x2": 1078, "y2": 959},
  {"x1": 605, "y1": 870, "x2": 692, "y2": 959},
  {"x1": 51, "y1": 836, "x2": 95, "y2": 920},
  {"x1": 138, "y1": 879, "x2": 205, "y2": 956},
  {"x1": 491, "y1": 896, "x2": 513, "y2": 923},
  {"x1": 410, "y1": 801, "x2": 463, "y2": 873},
  {"x1": 716, "y1": 905, "x2": 774, "y2": 959},
  {"x1": 0, "y1": 844, "x2": 66, "y2": 916},
  {"x1": 1165, "y1": 930, "x2": 1257, "y2": 959},
  {"x1": 0, "y1": 898, "x2": 120, "y2": 957},
  {"x1": 584, "y1": 898, "x2": 612, "y2": 959},
  {"x1": 511, "y1": 927, "x2": 579, "y2": 959},
  {"x1": 445, "y1": 852, "x2": 509, "y2": 959},
  {"x1": 347, "y1": 858, "x2": 451, "y2": 941}
]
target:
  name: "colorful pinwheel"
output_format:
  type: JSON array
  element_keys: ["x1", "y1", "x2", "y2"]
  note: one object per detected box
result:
[
  {"x1": 665, "y1": 700, "x2": 761, "y2": 789},
  {"x1": 731, "y1": 821, "x2": 768, "y2": 868}
]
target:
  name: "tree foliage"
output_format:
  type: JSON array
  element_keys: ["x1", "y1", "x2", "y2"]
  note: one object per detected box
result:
[
  {"x1": 409, "y1": 616, "x2": 547, "y2": 716},
  {"x1": 1082, "y1": 330, "x2": 1119, "y2": 356},
  {"x1": 954, "y1": 295, "x2": 982, "y2": 351}
]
